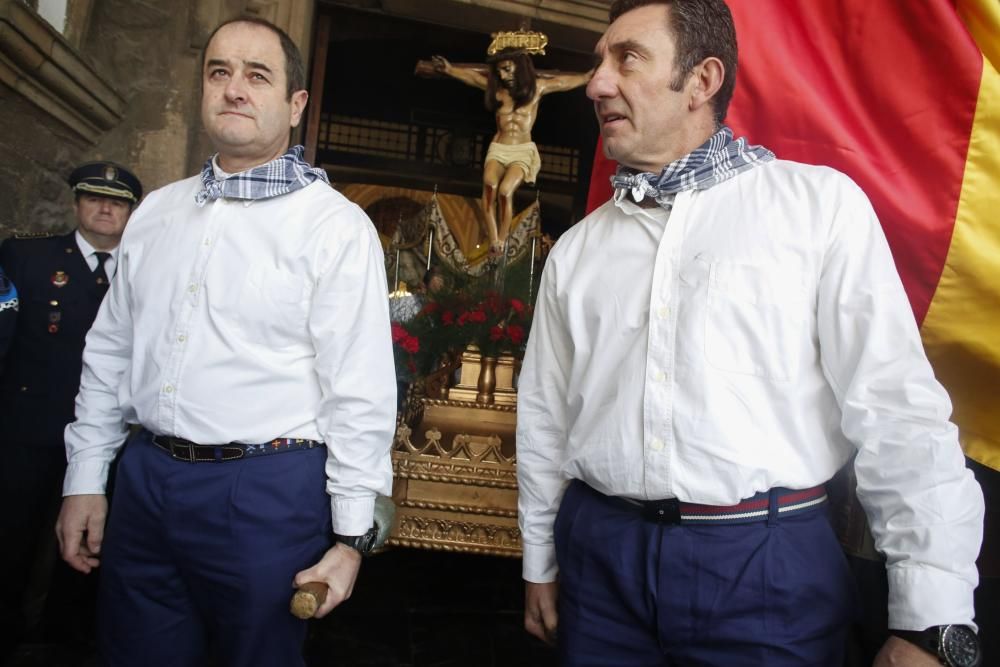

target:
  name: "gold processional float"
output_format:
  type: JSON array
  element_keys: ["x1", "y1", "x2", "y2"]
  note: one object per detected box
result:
[
  {"x1": 351, "y1": 26, "x2": 587, "y2": 557},
  {"x1": 379, "y1": 188, "x2": 542, "y2": 557}
]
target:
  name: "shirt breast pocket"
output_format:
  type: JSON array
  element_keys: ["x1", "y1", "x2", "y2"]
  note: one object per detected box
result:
[
  {"x1": 704, "y1": 260, "x2": 807, "y2": 381},
  {"x1": 238, "y1": 265, "x2": 311, "y2": 348}
]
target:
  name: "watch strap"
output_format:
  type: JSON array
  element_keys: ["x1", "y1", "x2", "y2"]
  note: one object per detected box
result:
[
  {"x1": 891, "y1": 626, "x2": 982, "y2": 667},
  {"x1": 891, "y1": 628, "x2": 940, "y2": 658},
  {"x1": 333, "y1": 524, "x2": 378, "y2": 555}
]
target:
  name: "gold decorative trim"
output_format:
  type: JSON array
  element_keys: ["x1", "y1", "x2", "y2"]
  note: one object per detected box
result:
[
  {"x1": 394, "y1": 463, "x2": 517, "y2": 488},
  {"x1": 390, "y1": 515, "x2": 521, "y2": 556},
  {"x1": 393, "y1": 425, "x2": 518, "y2": 488},
  {"x1": 387, "y1": 538, "x2": 520, "y2": 557},
  {"x1": 398, "y1": 499, "x2": 517, "y2": 518},
  {"x1": 390, "y1": 377, "x2": 521, "y2": 556},
  {"x1": 421, "y1": 398, "x2": 517, "y2": 413},
  {"x1": 487, "y1": 29, "x2": 548, "y2": 56}
]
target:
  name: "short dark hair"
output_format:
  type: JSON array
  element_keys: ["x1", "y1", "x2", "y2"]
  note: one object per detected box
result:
[
  {"x1": 609, "y1": 0, "x2": 737, "y2": 124},
  {"x1": 485, "y1": 48, "x2": 537, "y2": 112},
  {"x1": 202, "y1": 16, "x2": 306, "y2": 100}
]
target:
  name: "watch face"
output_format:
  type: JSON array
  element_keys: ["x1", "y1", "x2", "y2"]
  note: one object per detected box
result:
[
  {"x1": 359, "y1": 527, "x2": 377, "y2": 553},
  {"x1": 940, "y1": 625, "x2": 981, "y2": 667}
]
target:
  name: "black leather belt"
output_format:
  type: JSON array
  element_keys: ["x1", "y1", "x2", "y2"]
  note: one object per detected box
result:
[{"x1": 151, "y1": 434, "x2": 323, "y2": 463}]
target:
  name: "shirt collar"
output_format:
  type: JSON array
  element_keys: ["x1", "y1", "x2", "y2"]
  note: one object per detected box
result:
[
  {"x1": 212, "y1": 155, "x2": 232, "y2": 179},
  {"x1": 613, "y1": 191, "x2": 676, "y2": 215},
  {"x1": 75, "y1": 230, "x2": 119, "y2": 260}
]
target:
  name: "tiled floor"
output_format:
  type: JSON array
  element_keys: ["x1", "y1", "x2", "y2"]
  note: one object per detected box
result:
[{"x1": 3, "y1": 549, "x2": 554, "y2": 667}]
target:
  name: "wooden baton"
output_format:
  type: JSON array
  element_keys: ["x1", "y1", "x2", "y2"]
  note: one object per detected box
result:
[
  {"x1": 289, "y1": 495, "x2": 397, "y2": 618},
  {"x1": 289, "y1": 581, "x2": 328, "y2": 619}
]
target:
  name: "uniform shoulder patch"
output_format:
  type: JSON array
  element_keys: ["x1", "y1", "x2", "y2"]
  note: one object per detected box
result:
[{"x1": 12, "y1": 231, "x2": 55, "y2": 239}]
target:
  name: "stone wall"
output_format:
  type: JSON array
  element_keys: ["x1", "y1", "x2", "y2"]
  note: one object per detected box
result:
[
  {"x1": 1, "y1": 0, "x2": 185, "y2": 235},
  {"x1": 0, "y1": 0, "x2": 311, "y2": 238}
]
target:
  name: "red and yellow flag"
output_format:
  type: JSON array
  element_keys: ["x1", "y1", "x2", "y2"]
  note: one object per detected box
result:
[{"x1": 586, "y1": 0, "x2": 1000, "y2": 470}]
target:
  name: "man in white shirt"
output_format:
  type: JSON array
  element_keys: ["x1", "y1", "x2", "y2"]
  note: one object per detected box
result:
[
  {"x1": 517, "y1": 1, "x2": 984, "y2": 666},
  {"x1": 54, "y1": 17, "x2": 396, "y2": 667},
  {"x1": 0, "y1": 161, "x2": 140, "y2": 657}
]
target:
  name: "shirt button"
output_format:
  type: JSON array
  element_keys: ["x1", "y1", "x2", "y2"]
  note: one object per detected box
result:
[
  {"x1": 657, "y1": 306, "x2": 669, "y2": 319},
  {"x1": 164, "y1": 385, "x2": 174, "y2": 394},
  {"x1": 177, "y1": 334, "x2": 187, "y2": 343},
  {"x1": 19, "y1": 385, "x2": 28, "y2": 392},
  {"x1": 654, "y1": 371, "x2": 665, "y2": 382},
  {"x1": 188, "y1": 284, "x2": 198, "y2": 293},
  {"x1": 650, "y1": 438, "x2": 664, "y2": 451},
  {"x1": 204, "y1": 238, "x2": 211, "y2": 246}
]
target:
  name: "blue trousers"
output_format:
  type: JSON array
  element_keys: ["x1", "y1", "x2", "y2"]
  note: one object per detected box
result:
[
  {"x1": 555, "y1": 481, "x2": 858, "y2": 667},
  {"x1": 97, "y1": 430, "x2": 333, "y2": 667}
]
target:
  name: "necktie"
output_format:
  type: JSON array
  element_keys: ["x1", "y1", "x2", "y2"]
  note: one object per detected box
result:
[{"x1": 94, "y1": 252, "x2": 111, "y2": 289}]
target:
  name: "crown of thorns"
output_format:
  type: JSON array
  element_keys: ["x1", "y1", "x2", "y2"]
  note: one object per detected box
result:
[{"x1": 487, "y1": 29, "x2": 548, "y2": 57}]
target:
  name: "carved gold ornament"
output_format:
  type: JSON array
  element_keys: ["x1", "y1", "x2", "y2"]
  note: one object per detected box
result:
[{"x1": 487, "y1": 29, "x2": 548, "y2": 56}]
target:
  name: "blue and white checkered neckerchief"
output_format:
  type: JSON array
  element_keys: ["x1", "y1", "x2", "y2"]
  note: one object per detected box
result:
[
  {"x1": 194, "y1": 145, "x2": 329, "y2": 207},
  {"x1": 611, "y1": 126, "x2": 774, "y2": 209}
]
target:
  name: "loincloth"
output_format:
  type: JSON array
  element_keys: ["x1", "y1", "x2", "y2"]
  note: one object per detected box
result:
[{"x1": 485, "y1": 141, "x2": 541, "y2": 185}]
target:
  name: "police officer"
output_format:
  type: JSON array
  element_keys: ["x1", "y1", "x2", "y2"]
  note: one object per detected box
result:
[{"x1": 0, "y1": 161, "x2": 141, "y2": 656}]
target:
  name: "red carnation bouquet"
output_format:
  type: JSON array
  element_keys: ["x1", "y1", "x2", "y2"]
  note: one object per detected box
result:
[{"x1": 391, "y1": 281, "x2": 533, "y2": 379}]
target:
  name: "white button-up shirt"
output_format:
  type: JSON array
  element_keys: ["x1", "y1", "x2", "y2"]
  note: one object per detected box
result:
[
  {"x1": 64, "y1": 176, "x2": 396, "y2": 535},
  {"x1": 516, "y1": 160, "x2": 983, "y2": 630}
]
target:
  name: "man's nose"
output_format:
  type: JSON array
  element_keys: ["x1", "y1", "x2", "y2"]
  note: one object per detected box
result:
[
  {"x1": 586, "y1": 63, "x2": 616, "y2": 101},
  {"x1": 224, "y1": 76, "x2": 247, "y2": 103}
]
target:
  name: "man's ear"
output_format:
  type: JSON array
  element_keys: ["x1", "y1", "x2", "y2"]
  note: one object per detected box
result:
[
  {"x1": 689, "y1": 57, "x2": 724, "y2": 113},
  {"x1": 290, "y1": 89, "x2": 309, "y2": 128}
]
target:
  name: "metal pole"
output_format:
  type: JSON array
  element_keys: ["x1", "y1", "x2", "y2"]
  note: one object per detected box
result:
[
  {"x1": 528, "y1": 233, "x2": 537, "y2": 305},
  {"x1": 426, "y1": 187, "x2": 437, "y2": 270},
  {"x1": 393, "y1": 247, "x2": 400, "y2": 292},
  {"x1": 426, "y1": 227, "x2": 434, "y2": 270}
]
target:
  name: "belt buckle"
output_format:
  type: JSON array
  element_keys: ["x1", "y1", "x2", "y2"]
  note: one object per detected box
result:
[
  {"x1": 171, "y1": 440, "x2": 196, "y2": 462},
  {"x1": 642, "y1": 498, "x2": 681, "y2": 524}
]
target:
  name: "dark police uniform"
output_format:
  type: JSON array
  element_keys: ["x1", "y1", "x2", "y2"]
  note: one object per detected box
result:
[
  {"x1": 0, "y1": 162, "x2": 141, "y2": 656},
  {"x1": 0, "y1": 231, "x2": 112, "y2": 451}
]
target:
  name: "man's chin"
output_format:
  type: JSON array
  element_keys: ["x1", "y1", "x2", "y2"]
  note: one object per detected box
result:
[
  {"x1": 601, "y1": 139, "x2": 626, "y2": 162},
  {"x1": 208, "y1": 131, "x2": 255, "y2": 151}
]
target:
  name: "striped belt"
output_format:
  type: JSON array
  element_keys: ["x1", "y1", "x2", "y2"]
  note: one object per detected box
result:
[
  {"x1": 609, "y1": 484, "x2": 828, "y2": 525},
  {"x1": 151, "y1": 434, "x2": 323, "y2": 463}
]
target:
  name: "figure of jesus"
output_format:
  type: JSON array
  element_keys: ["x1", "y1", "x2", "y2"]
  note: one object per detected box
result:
[{"x1": 431, "y1": 49, "x2": 591, "y2": 254}]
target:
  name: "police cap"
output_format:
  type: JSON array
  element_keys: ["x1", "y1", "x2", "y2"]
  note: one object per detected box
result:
[{"x1": 68, "y1": 161, "x2": 143, "y2": 204}]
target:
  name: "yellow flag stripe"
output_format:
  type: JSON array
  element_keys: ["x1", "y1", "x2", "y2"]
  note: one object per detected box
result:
[{"x1": 922, "y1": 0, "x2": 1000, "y2": 470}]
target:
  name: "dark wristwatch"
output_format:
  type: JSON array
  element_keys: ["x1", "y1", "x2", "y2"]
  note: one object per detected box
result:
[
  {"x1": 892, "y1": 625, "x2": 981, "y2": 667},
  {"x1": 333, "y1": 524, "x2": 379, "y2": 556}
]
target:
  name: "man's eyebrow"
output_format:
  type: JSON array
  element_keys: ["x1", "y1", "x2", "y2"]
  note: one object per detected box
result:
[
  {"x1": 593, "y1": 37, "x2": 649, "y2": 65},
  {"x1": 204, "y1": 58, "x2": 274, "y2": 75},
  {"x1": 244, "y1": 60, "x2": 274, "y2": 75},
  {"x1": 608, "y1": 38, "x2": 650, "y2": 57}
]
